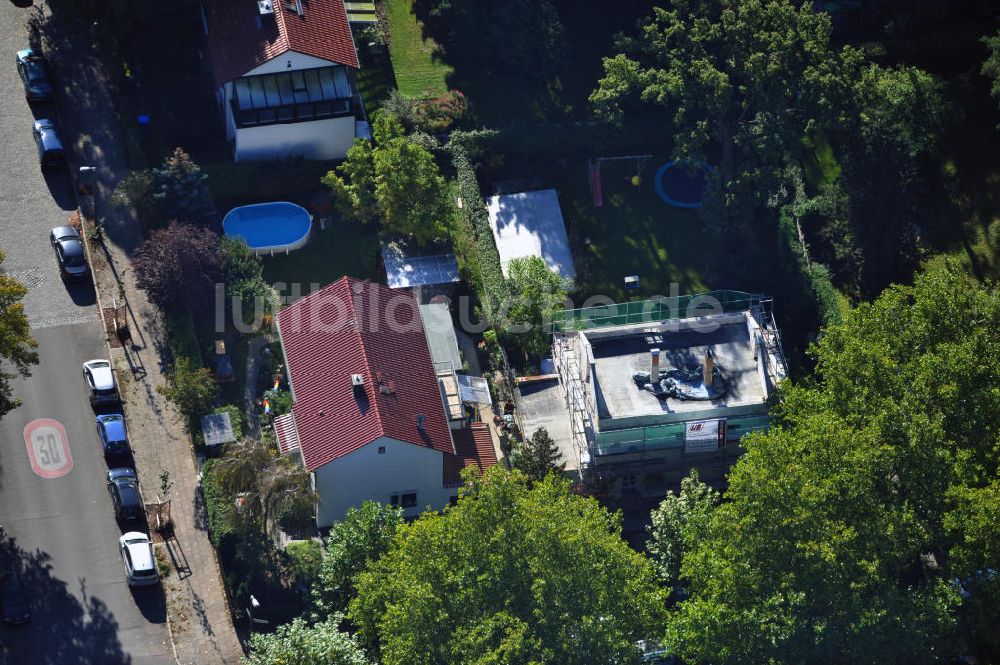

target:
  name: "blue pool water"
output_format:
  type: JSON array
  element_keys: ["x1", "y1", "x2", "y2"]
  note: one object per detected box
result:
[{"x1": 222, "y1": 202, "x2": 312, "y2": 251}]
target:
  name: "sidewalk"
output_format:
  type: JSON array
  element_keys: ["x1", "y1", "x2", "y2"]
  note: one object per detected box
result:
[{"x1": 35, "y1": 8, "x2": 244, "y2": 664}]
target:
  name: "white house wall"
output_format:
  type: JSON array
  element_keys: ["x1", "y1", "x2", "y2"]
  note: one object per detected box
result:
[
  {"x1": 234, "y1": 115, "x2": 356, "y2": 161},
  {"x1": 245, "y1": 51, "x2": 344, "y2": 76},
  {"x1": 312, "y1": 436, "x2": 456, "y2": 527}
]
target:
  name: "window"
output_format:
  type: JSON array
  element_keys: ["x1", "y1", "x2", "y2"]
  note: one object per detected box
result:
[
  {"x1": 621, "y1": 474, "x2": 637, "y2": 491},
  {"x1": 377, "y1": 446, "x2": 386, "y2": 455},
  {"x1": 230, "y1": 66, "x2": 354, "y2": 128},
  {"x1": 390, "y1": 492, "x2": 418, "y2": 508}
]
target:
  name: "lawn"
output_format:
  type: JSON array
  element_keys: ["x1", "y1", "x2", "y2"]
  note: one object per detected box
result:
[
  {"x1": 261, "y1": 216, "x2": 380, "y2": 302},
  {"x1": 563, "y1": 157, "x2": 711, "y2": 302},
  {"x1": 484, "y1": 154, "x2": 711, "y2": 304},
  {"x1": 384, "y1": 0, "x2": 452, "y2": 97}
]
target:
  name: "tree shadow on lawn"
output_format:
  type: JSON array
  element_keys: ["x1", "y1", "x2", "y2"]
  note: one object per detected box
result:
[{"x1": 408, "y1": 0, "x2": 654, "y2": 125}]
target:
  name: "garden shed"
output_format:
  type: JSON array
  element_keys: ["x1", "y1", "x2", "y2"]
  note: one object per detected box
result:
[{"x1": 487, "y1": 189, "x2": 576, "y2": 281}]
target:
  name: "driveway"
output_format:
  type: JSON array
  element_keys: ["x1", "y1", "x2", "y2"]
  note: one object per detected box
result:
[{"x1": 0, "y1": 5, "x2": 171, "y2": 663}]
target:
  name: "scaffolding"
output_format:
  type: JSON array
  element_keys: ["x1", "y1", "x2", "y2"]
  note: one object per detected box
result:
[{"x1": 552, "y1": 334, "x2": 592, "y2": 467}]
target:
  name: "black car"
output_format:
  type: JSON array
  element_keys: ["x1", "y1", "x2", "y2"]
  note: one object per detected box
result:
[
  {"x1": 15, "y1": 49, "x2": 53, "y2": 102},
  {"x1": 50, "y1": 225, "x2": 89, "y2": 280},
  {"x1": 1, "y1": 566, "x2": 29, "y2": 625},
  {"x1": 32, "y1": 119, "x2": 64, "y2": 168},
  {"x1": 107, "y1": 468, "x2": 143, "y2": 521}
]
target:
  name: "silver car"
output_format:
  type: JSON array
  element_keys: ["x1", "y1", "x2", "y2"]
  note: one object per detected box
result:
[
  {"x1": 82, "y1": 359, "x2": 119, "y2": 405},
  {"x1": 119, "y1": 532, "x2": 159, "y2": 587}
]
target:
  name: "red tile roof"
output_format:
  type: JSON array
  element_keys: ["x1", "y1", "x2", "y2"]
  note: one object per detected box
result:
[
  {"x1": 277, "y1": 277, "x2": 454, "y2": 471},
  {"x1": 203, "y1": 0, "x2": 359, "y2": 85},
  {"x1": 443, "y1": 424, "x2": 498, "y2": 487}
]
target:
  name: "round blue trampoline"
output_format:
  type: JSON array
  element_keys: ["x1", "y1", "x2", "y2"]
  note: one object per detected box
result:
[
  {"x1": 654, "y1": 161, "x2": 714, "y2": 208},
  {"x1": 223, "y1": 202, "x2": 312, "y2": 256}
]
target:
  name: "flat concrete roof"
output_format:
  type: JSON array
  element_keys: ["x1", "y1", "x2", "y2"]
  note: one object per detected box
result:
[
  {"x1": 590, "y1": 322, "x2": 764, "y2": 420},
  {"x1": 517, "y1": 379, "x2": 580, "y2": 471},
  {"x1": 487, "y1": 189, "x2": 576, "y2": 281}
]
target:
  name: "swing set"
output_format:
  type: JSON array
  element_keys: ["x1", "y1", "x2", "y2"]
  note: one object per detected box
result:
[{"x1": 587, "y1": 154, "x2": 653, "y2": 208}]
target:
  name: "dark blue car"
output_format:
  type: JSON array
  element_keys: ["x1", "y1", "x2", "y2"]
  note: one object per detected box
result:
[
  {"x1": 96, "y1": 414, "x2": 130, "y2": 458},
  {"x1": 15, "y1": 48, "x2": 53, "y2": 102}
]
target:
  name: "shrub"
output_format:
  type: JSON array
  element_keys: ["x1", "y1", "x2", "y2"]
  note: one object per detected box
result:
[
  {"x1": 411, "y1": 90, "x2": 469, "y2": 134},
  {"x1": 159, "y1": 356, "x2": 219, "y2": 420},
  {"x1": 285, "y1": 539, "x2": 323, "y2": 588},
  {"x1": 201, "y1": 459, "x2": 237, "y2": 553}
]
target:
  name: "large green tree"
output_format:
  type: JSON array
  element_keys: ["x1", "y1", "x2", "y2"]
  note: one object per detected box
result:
[
  {"x1": 983, "y1": 28, "x2": 1000, "y2": 112},
  {"x1": 0, "y1": 249, "x2": 39, "y2": 420},
  {"x1": 350, "y1": 468, "x2": 667, "y2": 665},
  {"x1": 591, "y1": 0, "x2": 859, "y2": 207},
  {"x1": 666, "y1": 262, "x2": 1000, "y2": 663},
  {"x1": 245, "y1": 615, "x2": 368, "y2": 665},
  {"x1": 312, "y1": 501, "x2": 403, "y2": 617},
  {"x1": 324, "y1": 112, "x2": 454, "y2": 246}
]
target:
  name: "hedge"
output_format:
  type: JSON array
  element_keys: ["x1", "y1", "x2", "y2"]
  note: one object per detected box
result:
[
  {"x1": 451, "y1": 144, "x2": 508, "y2": 320},
  {"x1": 200, "y1": 459, "x2": 237, "y2": 555}
]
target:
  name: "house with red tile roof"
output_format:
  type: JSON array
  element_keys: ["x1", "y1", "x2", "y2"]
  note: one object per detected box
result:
[
  {"x1": 274, "y1": 277, "x2": 497, "y2": 526},
  {"x1": 201, "y1": 0, "x2": 366, "y2": 161}
]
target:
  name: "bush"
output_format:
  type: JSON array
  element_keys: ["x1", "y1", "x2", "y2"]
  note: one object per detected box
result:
[
  {"x1": 201, "y1": 459, "x2": 237, "y2": 553},
  {"x1": 159, "y1": 356, "x2": 219, "y2": 421},
  {"x1": 411, "y1": 90, "x2": 469, "y2": 133},
  {"x1": 285, "y1": 540, "x2": 323, "y2": 588}
]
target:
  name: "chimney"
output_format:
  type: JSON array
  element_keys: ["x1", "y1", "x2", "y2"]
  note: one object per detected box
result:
[
  {"x1": 650, "y1": 348, "x2": 660, "y2": 379},
  {"x1": 703, "y1": 349, "x2": 714, "y2": 387}
]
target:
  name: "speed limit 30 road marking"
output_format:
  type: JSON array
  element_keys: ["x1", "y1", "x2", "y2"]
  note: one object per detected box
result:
[{"x1": 23, "y1": 418, "x2": 74, "y2": 479}]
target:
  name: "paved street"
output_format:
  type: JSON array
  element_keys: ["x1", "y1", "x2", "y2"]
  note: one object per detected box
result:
[{"x1": 0, "y1": 4, "x2": 172, "y2": 663}]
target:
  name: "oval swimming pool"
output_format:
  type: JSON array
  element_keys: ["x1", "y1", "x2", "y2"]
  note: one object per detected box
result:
[{"x1": 222, "y1": 202, "x2": 312, "y2": 255}]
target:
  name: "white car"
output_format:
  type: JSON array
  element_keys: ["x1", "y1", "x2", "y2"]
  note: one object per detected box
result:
[
  {"x1": 119, "y1": 532, "x2": 159, "y2": 587},
  {"x1": 82, "y1": 359, "x2": 119, "y2": 406}
]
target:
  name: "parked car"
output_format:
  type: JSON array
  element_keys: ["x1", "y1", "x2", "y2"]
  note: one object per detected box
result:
[
  {"x1": 15, "y1": 48, "x2": 52, "y2": 102},
  {"x1": 1, "y1": 566, "x2": 29, "y2": 625},
  {"x1": 82, "y1": 359, "x2": 118, "y2": 405},
  {"x1": 107, "y1": 468, "x2": 142, "y2": 520},
  {"x1": 118, "y1": 532, "x2": 159, "y2": 587},
  {"x1": 49, "y1": 225, "x2": 89, "y2": 280},
  {"x1": 32, "y1": 119, "x2": 64, "y2": 168},
  {"x1": 96, "y1": 414, "x2": 130, "y2": 458}
]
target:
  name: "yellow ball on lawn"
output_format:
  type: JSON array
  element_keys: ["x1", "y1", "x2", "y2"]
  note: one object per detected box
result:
[{"x1": 631, "y1": 175, "x2": 642, "y2": 187}]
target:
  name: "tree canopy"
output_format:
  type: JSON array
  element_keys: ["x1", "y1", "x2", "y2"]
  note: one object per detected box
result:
[
  {"x1": 591, "y1": 0, "x2": 859, "y2": 197},
  {"x1": 324, "y1": 112, "x2": 454, "y2": 246},
  {"x1": 665, "y1": 262, "x2": 1000, "y2": 663},
  {"x1": 312, "y1": 501, "x2": 403, "y2": 617},
  {"x1": 647, "y1": 470, "x2": 719, "y2": 589},
  {"x1": 503, "y1": 255, "x2": 569, "y2": 364},
  {"x1": 246, "y1": 615, "x2": 368, "y2": 665},
  {"x1": 511, "y1": 427, "x2": 565, "y2": 484},
  {"x1": 0, "y1": 248, "x2": 39, "y2": 420},
  {"x1": 133, "y1": 222, "x2": 222, "y2": 313},
  {"x1": 350, "y1": 468, "x2": 666, "y2": 665}
]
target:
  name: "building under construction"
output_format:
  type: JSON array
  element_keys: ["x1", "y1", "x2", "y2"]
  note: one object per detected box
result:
[{"x1": 517, "y1": 291, "x2": 788, "y2": 502}]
